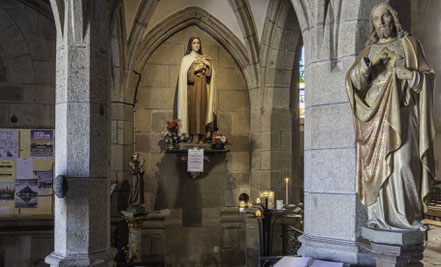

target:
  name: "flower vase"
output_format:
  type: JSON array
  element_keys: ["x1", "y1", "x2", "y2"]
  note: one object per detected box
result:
[
  {"x1": 212, "y1": 143, "x2": 225, "y2": 150},
  {"x1": 173, "y1": 140, "x2": 179, "y2": 149}
]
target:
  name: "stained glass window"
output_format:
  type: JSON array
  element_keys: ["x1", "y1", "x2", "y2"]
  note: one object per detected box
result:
[{"x1": 299, "y1": 47, "x2": 305, "y2": 122}]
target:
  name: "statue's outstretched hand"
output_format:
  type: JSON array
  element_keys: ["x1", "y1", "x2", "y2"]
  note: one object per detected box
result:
[{"x1": 393, "y1": 67, "x2": 413, "y2": 80}]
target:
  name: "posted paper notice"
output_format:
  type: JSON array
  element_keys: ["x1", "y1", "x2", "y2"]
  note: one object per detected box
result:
[
  {"x1": 16, "y1": 158, "x2": 33, "y2": 179},
  {"x1": 30, "y1": 130, "x2": 54, "y2": 159},
  {"x1": 15, "y1": 179, "x2": 38, "y2": 208},
  {"x1": 36, "y1": 171, "x2": 53, "y2": 195},
  {"x1": 0, "y1": 160, "x2": 15, "y2": 182},
  {"x1": 0, "y1": 182, "x2": 14, "y2": 203},
  {"x1": 0, "y1": 129, "x2": 18, "y2": 159},
  {"x1": 188, "y1": 149, "x2": 204, "y2": 172}
]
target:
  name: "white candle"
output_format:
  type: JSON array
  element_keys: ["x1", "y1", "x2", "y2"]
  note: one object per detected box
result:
[
  {"x1": 239, "y1": 200, "x2": 245, "y2": 213},
  {"x1": 268, "y1": 191, "x2": 275, "y2": 209},
  {"x1": 276, "y1": 200, "x2": 283, "y2": 210},
  {"x1": 285, "y1": 177, "x2": 289, "y2": 206}
]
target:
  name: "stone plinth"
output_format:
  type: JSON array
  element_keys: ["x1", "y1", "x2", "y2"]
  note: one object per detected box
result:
[{"x1": 359, "y1": 226, "x2": 425, "y2": 267}]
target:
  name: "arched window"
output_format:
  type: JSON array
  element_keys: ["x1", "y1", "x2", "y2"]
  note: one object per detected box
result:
[{"x1": 299, "y1": 47, "x2": 305, "y2": 123}]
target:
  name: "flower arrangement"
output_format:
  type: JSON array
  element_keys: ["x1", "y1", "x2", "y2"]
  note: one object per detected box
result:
[
  {"x1": 161, "y1": 119, "x2": 180, "y2": 149},
  {"x1": 211, "y1": 131, "x2": 228, "y2": 149}
]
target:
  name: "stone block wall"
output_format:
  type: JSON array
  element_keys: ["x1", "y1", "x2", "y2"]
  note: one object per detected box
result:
[
  {"x1": 134, "y1": 25, "x2": 250, "y2": 211},
  {"x1": 252, "y1": 0, "x2": 303, "y2": 206},
  {"x1": 132, "y1": 25, "x2": 250, "y2": 265},
  {"x1": 110, "y1": 102, "x2": 134, "y2": 218},
  {"x1": 0, "y1": 2, "x2": 55, "y2": 266},
  {"x1": 0, "y1": 1, "x2": 55, "y2": 129},
  {"x1": 412, "y1": 0, "x2": 441, "y2": 178},
  {"x1": 0, "y1": 234, "x2": 53, "y2": 267}
]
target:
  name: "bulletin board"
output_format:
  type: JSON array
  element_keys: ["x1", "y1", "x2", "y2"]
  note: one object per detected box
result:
[{"x1": 0, "y1": 129, "x2": 54, "y2": 216}]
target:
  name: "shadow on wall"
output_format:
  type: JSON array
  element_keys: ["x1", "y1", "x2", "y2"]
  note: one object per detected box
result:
[{"x1": 154, "y1": 153, "x2": 226, "y2": 227}]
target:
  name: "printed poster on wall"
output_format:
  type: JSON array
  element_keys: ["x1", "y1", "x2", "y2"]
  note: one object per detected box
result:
[
  {"x1": 0, "y1": 160, "x2": 16, "y2": 182},
  {"x1": 30, "y1": 130, "x2": 54, "y2": 159},
  {"x1": 0, "y1": 129, "x2": 18, "y2": 159},
  {"x1": 0, "y1": 182, "x2": 14, "y2": 203},
  {"x1": 16, "y1": 158, "x2": 33, "y2": 179},
  {"x1": 15, "y1": 179, "x2": 38, "y2": 208},
  {"x1": 36, "y1": 171, "x2": 53, "y2": 195}
]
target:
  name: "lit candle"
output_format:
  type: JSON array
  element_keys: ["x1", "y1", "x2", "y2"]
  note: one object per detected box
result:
[
  {"x1": 268, "y1": 191, "x2": 275, "y2": 209},
  {"x1": 239, "y1": 200, "x2": 245, "y2": 213},
  {"x1": 256, "y1": 210, "x2": 262, "y2": 217},
  {"x1": 256, "y1": 197, "x2": 261, "y2": 204},
  {"x1": 285, "y1": 177, "x2": 289, "y2": 206},
  {"x1": 248, "y1": 202, "x2": 253, "y2": 208}
]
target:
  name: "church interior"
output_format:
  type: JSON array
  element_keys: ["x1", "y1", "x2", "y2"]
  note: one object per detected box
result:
[{"x1": 1, "y1": 0, "x2": 441, "y2": 266}]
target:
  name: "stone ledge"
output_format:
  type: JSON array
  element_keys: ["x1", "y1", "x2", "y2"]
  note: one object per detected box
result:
[
  {"x1": 298, "y1": 234, "x2": 375, "y2": 265},
  {"x1": 45, "y1": 247, "x2": 117, "y2": 267},
  {"x1": 361, "y1": 226, "x2": 424, "y2": 246}
]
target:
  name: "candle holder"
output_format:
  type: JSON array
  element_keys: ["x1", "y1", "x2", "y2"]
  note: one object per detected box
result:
[{"x1": 238, "y1": 193, "x2": 304, "y2": 257}]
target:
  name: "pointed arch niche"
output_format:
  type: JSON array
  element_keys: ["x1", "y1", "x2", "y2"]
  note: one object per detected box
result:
[
  {"x1": 133, "y1": 8, "x2": 251, "y2": 217},
  {"x1": 252, "y1": 0, "x2": 304, "y2": 206}
]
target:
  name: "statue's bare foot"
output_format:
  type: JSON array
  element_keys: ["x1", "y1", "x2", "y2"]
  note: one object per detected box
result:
[
  {"x1": 367, "y1": 221, "x2": 380, "y2": 229},
  {"x1": 418, "y1": 223, "x2": 429, "y2": 232}
]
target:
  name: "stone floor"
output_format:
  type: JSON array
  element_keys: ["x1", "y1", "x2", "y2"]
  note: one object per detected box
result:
[{"x1": 423, "y1": 226, "x2": 441, "y2": 266}]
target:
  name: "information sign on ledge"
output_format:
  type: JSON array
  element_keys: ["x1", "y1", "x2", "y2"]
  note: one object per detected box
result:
[{"x1": 164, "y1": 143, "x2": 229, "y2": 178}]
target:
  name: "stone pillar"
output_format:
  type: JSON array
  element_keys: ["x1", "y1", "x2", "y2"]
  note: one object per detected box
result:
[
  {"x1": 295, "y1": 1, "x2": 373, "y2": 265},
  {"x1": 45, "y1": 1, "x2": 119, "y2": 266}
]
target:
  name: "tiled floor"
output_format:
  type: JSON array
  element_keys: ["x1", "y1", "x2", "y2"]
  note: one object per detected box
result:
[{"x1": 423, "y1": 226, "x2": 441, "y2": 266}]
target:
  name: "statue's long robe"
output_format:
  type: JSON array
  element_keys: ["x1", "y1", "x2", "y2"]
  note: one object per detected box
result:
[
  {"x1": 345, "y1": 37, "x2": 435, "y2": 230},
  {"x1": 187, "y1": 62, "x2": 212, "y2": 135},
  {"x1": 177, "y1": 53, "x2": 215, "y2": 136}
]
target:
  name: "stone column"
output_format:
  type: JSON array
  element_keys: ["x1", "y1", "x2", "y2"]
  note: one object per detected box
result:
[{"x1": 45, "y1": 1, "x2": 119, "y2": 266}]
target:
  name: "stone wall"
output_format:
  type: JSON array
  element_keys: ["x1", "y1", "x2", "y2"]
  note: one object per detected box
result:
[
  {"x1": 250, "y1": 0, "x2": 303, "y2": 209},
  {"x1": 134, "y1": 25, "x2": 250, "y2": 211},
  {"x1": 133, "y1": 25, "x2": 250, "y2": 265},
  {"x1": 0, "y1": 0, "x2": 55, "y2": 129},
  {"x1": 0, "y1": 1, "x2": 55, "y2": 266},
  {"x1": 412, "y1": 0, "x2": 441, "y2": 178}
]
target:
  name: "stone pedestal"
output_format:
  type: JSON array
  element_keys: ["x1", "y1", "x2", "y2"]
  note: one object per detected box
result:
[
  {"x1": 359, "y1": 227, "x2": 425, "y2": 267},
  {"x1": 121, "y1": 209, "x2": 148, "y2": 262}
]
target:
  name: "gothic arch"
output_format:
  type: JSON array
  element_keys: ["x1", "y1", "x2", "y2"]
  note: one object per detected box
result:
[
  {"x1": 255, "y1": 0, "x2": 304, "y2": 203},
  {"x1": 127, "y1": 7, "x2": 253, "y2": 101}
]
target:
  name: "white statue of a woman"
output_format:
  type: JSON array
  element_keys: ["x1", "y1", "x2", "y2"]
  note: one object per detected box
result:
[{"x1": 176, "y1": 36, "x2": 215, "y2": 143}]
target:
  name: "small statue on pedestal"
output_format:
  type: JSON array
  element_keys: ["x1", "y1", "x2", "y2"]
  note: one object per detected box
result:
[{"x1": 127, "y1": 153, "x2": 145, "y2": 211}]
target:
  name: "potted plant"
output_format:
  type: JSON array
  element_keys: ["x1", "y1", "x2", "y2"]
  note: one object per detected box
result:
[{"x1": 211, "y1": 131, "x2": 228, "y2": 150}]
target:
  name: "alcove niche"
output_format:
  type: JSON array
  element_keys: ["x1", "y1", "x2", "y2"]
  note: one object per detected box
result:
[{"x1": 133, "y1": 26, "x2": 250, "y2": 227}]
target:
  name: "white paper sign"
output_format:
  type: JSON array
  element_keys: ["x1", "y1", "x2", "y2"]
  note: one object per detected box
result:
[
  {"x1": 16, "y1": 158, "x2": 33, "y2": 179},
  {"x1": 188, "y1": 149, "x2": 204, "y2": 172},
  {"x1": 0, "y1": 129, "x2": 19, "y2": 159},
  {"x1": 0, "y1": 206, "x2": 10, "y2": 214}
]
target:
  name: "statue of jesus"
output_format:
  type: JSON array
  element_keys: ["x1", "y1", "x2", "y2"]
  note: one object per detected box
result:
[{"x1": 346, "y1": 2, "x2": 436, "y2": 231}]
